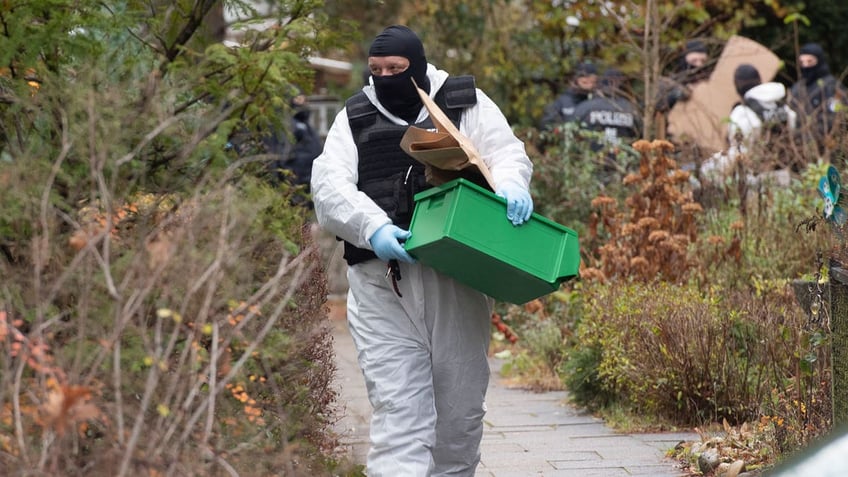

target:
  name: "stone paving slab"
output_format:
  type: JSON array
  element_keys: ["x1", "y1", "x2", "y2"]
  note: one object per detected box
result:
[{"x1": 331, "y1": 316, "x2": 698, "y2": 476}]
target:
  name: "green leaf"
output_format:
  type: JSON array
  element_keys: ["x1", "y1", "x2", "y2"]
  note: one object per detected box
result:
[{"x1": 784, "y1": 12, "x2": 811, "y2": 26}]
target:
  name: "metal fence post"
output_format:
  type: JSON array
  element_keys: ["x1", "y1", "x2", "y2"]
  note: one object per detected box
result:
[{"x1": 830, "y1": 262, "x2": 848, "y2": 426}]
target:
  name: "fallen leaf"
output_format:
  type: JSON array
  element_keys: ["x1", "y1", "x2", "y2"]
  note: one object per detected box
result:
[{"x1": 41, "y1": 385, "x2": 101, "y2": 436}]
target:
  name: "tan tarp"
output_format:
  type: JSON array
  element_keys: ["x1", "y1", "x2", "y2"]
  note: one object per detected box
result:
[
  {"x1": 399, "y1": 82, "x2": 496, "y2": 190},
  {"x1": 667, "y1": 35, "x2": 782, "y2": 155}
]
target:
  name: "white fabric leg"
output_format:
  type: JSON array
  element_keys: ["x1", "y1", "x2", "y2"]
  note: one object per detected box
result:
[
  {"x1": 346, "y1": 260, "x2": 492, "y2": 477},
  {"x1": 347, "y1": 260, "x2": 436, "y2": 477},
  {"x1": 423, "y1": 265, "x2": 492, "y2": 477}
]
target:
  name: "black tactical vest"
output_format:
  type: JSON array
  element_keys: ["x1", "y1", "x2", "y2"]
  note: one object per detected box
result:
[
  {"x1": 342, "y1": 75, "x2": 479, "y2": 265},
  {"x1": 742, "y1": 98, "x2": 790, "y2": 136}
]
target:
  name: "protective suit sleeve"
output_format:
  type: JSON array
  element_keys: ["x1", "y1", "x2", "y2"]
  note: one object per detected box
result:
[
  {"x1": 460, "y1": 90, "x2": 533, "y2": 193},
  {"x1": 727, "y1": 104, "x2": 759, "y2": 147},
  {"x1": 785, "y1": 106, "x2": 798, "y2": 130},
  {"x1": 310, "y1": 108, "x2": 391, "y2": 249}
]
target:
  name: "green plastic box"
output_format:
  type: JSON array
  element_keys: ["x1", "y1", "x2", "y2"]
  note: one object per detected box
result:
[{"x1": 404, "y1": 178, "x2": 580, "y2": 304}]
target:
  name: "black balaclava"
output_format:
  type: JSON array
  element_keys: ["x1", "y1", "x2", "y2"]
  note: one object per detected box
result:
[
  {"x1": 681, "y1": 40, "x2": 708, "y2": 70},
  {"x1": 677, "y1": 40, "x2": 710, "y2": 84},
  {"x1": 733, "y1": 64, "x2": 761, "y2": 98},
  {"x1": 799, "y1": 42, "x2": 830, "y2": 85},
  {"x1": 290, "y1": 94, "x2": 310, "y2": 122},
  {"x1": 600, "y1": 68, "x2": 626, "y2": 96},
  {"x1": 368, "y1": 25, "x2": 430, "y2": 123},
  {"x1": 572, "y1": 61, "x2": 598, "y2": 94}
]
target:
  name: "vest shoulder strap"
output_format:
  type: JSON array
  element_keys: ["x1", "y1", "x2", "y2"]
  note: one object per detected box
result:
[
  {"x1": 744, "y1": 98, "x2": 787, "y2": 121},
  {"x1": 743, "y1": 97, "x2": 767, "y2": 120},
  {"x1": 345, "y1": 92, "x2": 378, "y2": 134},
  {"x1": 441, "y1": 75, "x2": 477, "y2": 109}
]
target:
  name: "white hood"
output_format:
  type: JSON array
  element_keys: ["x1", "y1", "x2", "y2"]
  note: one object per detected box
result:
[{"x1": 744, "y1": 82, "x2": 786, "y2": 104}]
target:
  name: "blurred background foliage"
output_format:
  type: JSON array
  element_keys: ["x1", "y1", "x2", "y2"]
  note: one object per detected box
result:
[{"x1": 324, "y1": 0, "x2": 848, "y2": 128}]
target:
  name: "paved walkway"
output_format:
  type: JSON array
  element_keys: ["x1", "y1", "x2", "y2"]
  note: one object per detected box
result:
[{"x1": 330, "y1": 311, "x2": 699, "y2": 477}]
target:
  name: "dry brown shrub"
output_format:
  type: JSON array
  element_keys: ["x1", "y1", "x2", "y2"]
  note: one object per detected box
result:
[
  {"x1": 0, "y1": 185, "x2": 343, "y2": 476},
  {"x1": 584, "y1": 140, "x2": 701, "y2": 283}
]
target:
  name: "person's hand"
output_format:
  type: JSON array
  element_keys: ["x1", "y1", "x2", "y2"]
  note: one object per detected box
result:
[
  {"x1": 369, "y1": 224, "x2": 416, "y2": 263},
  {"x1": 496, "y1": 183, "x2": 534, "y2": 226}
]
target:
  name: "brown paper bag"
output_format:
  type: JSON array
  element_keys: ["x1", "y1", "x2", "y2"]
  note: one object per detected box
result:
[
  {"x1": 398, "y1": 81, "x2": 497, "y2": 190},
  {"x1": 400, "y1": 126, "x2": 468, "y2": 170}
]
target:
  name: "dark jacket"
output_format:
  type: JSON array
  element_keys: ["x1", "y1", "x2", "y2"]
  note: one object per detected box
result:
[
  {"x1": 789, "y1": 74, "x2": 847, "y2": 144},
  {"x1": 572, "y1": 93, "x2": 640, "y2": 150},
  {"x1": 267, "y1": 110, "x2": 323, "y2": 188},
  {"x1": 287, "y1": 111, "x2": 323, "y2": 187},
  {"x1": 540, "y1": 87, "x2": 592, "y2": 130}
]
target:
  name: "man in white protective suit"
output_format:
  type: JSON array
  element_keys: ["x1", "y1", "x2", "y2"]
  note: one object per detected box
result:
[
  {"x1": 726, "y1": 64, "x2": 796, "y2": 154},
  {"x1": 311, "y1": 25, "x2": 534, "y2": 477},
  {"x1": 701, "y1": 63, "x2": 796, "y2": 183}
]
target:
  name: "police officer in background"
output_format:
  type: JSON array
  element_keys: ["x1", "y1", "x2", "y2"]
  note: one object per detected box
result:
[
  {"x1": 788, "y1": 42, "x2": 847, "y2": 153},
  {"x1": 263, "y1": 92, "x2": 324, "y2": 207},
  {"x1": 287, "y1": 93, "x2": 323, "y2": 188},
  {"x1": 539, "y1": 61, "x2": 598, "y2": 130},
  {"x1": 656, "y1": 39, "x2": 712, "y2": 114},
  {"x1": 572, "y1": 68, "x2": 641, "y2": 183},
  {"x1": 573, "y1": 68, "x2": 640, "y2": 147}
]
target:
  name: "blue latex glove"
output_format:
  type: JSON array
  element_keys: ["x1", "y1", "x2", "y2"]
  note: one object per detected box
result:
[
  {"x1": 496, "y1": 183, "x2": 534, "y2": 226},
  {"x1": 369, "y1": 224, "x2": 416, "y2": 263}
]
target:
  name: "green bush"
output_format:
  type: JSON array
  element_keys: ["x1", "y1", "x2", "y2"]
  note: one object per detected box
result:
[
  {"x1": 567, "y1": 281, "x2": 828, "y2": 431},
  {"x1": 562, "y1": 343, "x2": 609, "y2": 409},
  {"x1": 693, "y1": 160, "x2": 831, "y2": 289},
  {"x1": 496, "y1": 286, "x2": 583, "y2": 391},
  {"x1": 518, "y1": 124, "x2": 638, "y2": 240},
  {"x1": 0, "y1": 3, "x2": 355, "y2": 475}
]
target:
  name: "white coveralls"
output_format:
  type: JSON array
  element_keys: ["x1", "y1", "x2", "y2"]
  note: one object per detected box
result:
[
  {"x1": 726, "y1": 82, "x2": 797, "y2": 153},
  {"x1": 701, "y1": 82, "x2": 797, "y2": 185},
  {"x1": 311, "y1": 65, "x2": 533, "y2": 476}
]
